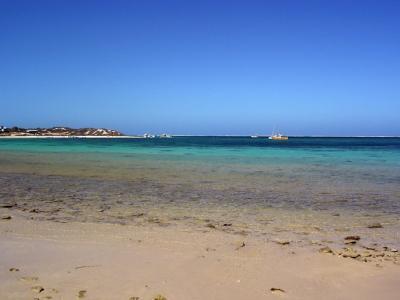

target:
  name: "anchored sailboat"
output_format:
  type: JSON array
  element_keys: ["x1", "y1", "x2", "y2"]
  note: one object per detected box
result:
[{"x1": 268, "y1": 126, "x2": 288, "y2": 140}]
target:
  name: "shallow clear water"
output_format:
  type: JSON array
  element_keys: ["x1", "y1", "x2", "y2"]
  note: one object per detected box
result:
[{"x1": 1, "y1": 137, "x2": 400, "y2": 248}]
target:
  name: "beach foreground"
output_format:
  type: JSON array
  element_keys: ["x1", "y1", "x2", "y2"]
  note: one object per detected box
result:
[{"x1": 1, "y1": 215, "x2": 399, "y2": 300}]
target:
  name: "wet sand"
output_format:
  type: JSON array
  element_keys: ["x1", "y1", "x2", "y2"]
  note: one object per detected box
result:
[
  {"x1": 1, "y1": 171, "x2": 400, "y2": 250},
  {"x1": 1, "y1": 214, "x2": 400, "y2": 300}
]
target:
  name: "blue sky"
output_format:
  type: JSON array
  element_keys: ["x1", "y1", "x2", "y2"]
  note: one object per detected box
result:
[{"x1": 0, "y1": 0, "x2": 399, "y2": 135}]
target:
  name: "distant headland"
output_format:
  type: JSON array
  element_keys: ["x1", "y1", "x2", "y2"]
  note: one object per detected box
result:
[{"x1": 0, "y1": 125, "x2": 124, "y2": 137}]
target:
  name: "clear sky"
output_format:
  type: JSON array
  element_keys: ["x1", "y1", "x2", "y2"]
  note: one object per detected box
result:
[{"x1": 0, "y1": 0, "x2": 399, "y2": 136}]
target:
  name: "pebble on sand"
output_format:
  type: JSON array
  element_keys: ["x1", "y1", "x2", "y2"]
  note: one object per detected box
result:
[
  {"x1": 1, "y1": 215, "x2": 12, "y2": 220},
  {"x1": 344, "y1": 235, "x2": 360, "y2": 241},
  {"x1": 341, "y1": 249, "x2": 361, "y2": 259},
  {"x1": 31, "y1": 286, "x2": 45, "y2": 293},
  {"x1": 129, "y1": 297, "x2": 140, "y2": 300},
  {"x1": 319, "y1": 246, "x2": 334, "y2": 254},
  {"x1": 78, "y1": 290, "x2": 87, "y2": 298},
  {"x1": 367, "y1": 223, "x2": 383, "y2": 229},
  {"x1": 235, "y1": 241, "x2": 246, "y2": 250},
  {"x1": 345, "y1": 240, "x2": 357, "y2": 245},
  {"x1": 270, "y1": 287, "x2": 286, "y2": 294},
  {"x1": 154, "y1": 295, "x2": 167, "y2": 300},
  {"x1": 9, "y1": 267, "x2": 19, "y2": 272},
  {"x1": 20, "y1": 276, "x2": 39, "y2": 282},
  {"x1": 274, "y1": 240, "x2": 290, "y2": 245}
]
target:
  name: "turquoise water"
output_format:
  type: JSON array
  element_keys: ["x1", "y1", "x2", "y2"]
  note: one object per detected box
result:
[
  {"x1": 1, "y1": 137, "x2": 400, "y2": 248},
  {"x1": 1, "y1": 137, "x2": 399, "y2": 169}
]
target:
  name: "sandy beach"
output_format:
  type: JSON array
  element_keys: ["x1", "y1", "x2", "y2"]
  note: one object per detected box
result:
[{"x1": 1, "y1": 212, "x2": 400, "y2": 300}]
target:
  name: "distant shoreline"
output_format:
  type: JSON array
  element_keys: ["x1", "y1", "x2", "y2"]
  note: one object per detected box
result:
[
  {"x1": 163, "y1": 135, "x2": 400, "y2": 138},
  {"x1": 0, "y1": 135, "x2": 144, "y2": 139},
  {"x1": 0, "y1": 135, "x2": 399, "y2": 139}
]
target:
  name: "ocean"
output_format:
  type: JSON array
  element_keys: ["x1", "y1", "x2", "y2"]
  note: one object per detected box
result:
[{"x1": 1, "y1": 136, "x2": 399, "y2": 248}]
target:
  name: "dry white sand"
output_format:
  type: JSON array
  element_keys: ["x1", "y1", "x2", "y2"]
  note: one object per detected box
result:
[{"x1": 1, "y1": 216, "x2": 399, "y2": 300}]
